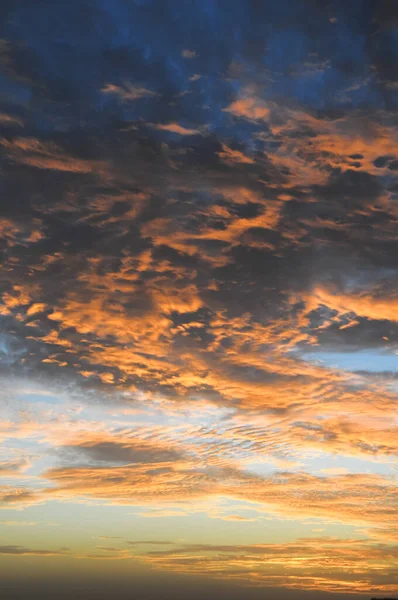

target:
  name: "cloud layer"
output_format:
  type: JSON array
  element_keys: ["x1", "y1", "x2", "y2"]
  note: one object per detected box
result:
[{"x1": 0, "y1": 0, "x2": 397, "y2": 597}]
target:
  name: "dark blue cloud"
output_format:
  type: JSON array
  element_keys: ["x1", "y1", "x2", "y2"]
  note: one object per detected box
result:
[
  {"x1": 0, "y1": 0, "x2": 396, "y2": 390},
  {"x1": 0, "y1": 0, "x2": 395, "y2": 135}
]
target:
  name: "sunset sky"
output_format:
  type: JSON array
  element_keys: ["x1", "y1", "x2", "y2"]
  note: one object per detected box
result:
[{"x1": 0, "y1": 1, "x2": 397, "y2": 599}]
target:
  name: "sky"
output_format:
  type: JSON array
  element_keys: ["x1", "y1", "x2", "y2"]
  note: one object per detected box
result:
[{"x1": 0, "y1": 1, "x2": 397, "y2": 599}]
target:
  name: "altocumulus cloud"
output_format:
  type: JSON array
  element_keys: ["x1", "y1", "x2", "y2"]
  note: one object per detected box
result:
[{"x1": 0, "y1": 0, "x2": 397, "y2": 597}]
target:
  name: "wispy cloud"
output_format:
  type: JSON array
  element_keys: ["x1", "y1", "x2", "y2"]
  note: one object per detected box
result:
[
  {"x1": 102, "y1": 82, "x2": 157, "y2": 101},
  {"x1": 153, "y1": 123, "x2": 201, "y2": 135}
]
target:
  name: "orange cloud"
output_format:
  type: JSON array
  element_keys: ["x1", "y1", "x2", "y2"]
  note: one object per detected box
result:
[
  {"x1": 306, "y1": 285, "x2": 398, "y2": 323},
  {"x1": 0, "y1": 112, "x2": 23, "y2": 126},
  {"x1": 0, "y1": 137, "x2": 104, "y2": 173},
  {"x1": 40, "y1": 456, "x2": 397, "y2": 541},
  {"x1": 101, "y1": 82, "x2": 157, "y2": 101},
  {"x1": 224, "y1": 92, "x2": 270, "y2": 121},
  {"x1": 217, "y1": 144, "x2": 255, "y2": 166},
  {"x1": 137, "y1": 535, "x2": 398, "y2": 594},
  {"x1": 153, "y1": 122, "x2": 200, "y2": 135}
]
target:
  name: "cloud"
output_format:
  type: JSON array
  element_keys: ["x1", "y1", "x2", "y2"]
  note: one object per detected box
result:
[
  {"x1": 128, "y1": 540, "x2": 174, "y2": 546},
  {"x1": 0, "y1": 458, "x2": 30, "y2": 475},
  {"x1": 153, "y1": 123, "x2": 201, "y2": 136},
  {"x1": 0, "y1": 137, "x2": 104, "y2": 173},
  {"x1": 61, "y1": 439, "x2": 185, "y2": 466},
  {"x1": 0, "y1": 112, "x2": 23, "y2": 126},
  {"x1": 223, "y1": 91, "x2": 270, "y2": 121},
  {"x1": 0, "y1": 487, "x2": 38, "y2": 507},
  {"x1": 304, "y1": 284, "x2": 398, "y2": 324},
  {"x1": 213, "y1": 514, "x2": 257, "y2": 522},
  {"x1": 135, "y1": 537, "x2": 398, "y2": 594},
  {"x1": 0, "y1": 521, "x2": 36, "y2": 526},
  {"x1": 182, "y1": 50, "x2": 197, "y2": 59},
  {"x1": 0, "y1": 545, "x2": 68, "y2": 556},
  {"x1": 101, "y1": 82, "x2": 157, "y2": 101},
  {"x1": 0, "y1": 1, "x2": 397, "y2": 595},
  {"x1": 38, "y1": 458, "x2": 397, "y2": 545},
  {"x1": 217, "y1": 144, "x2": 255, "y2": 166}
]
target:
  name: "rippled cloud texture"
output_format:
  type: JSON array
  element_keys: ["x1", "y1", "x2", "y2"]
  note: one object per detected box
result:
[{"x1": 0, "y1": 1, "x2": 397, "y2": 598}]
